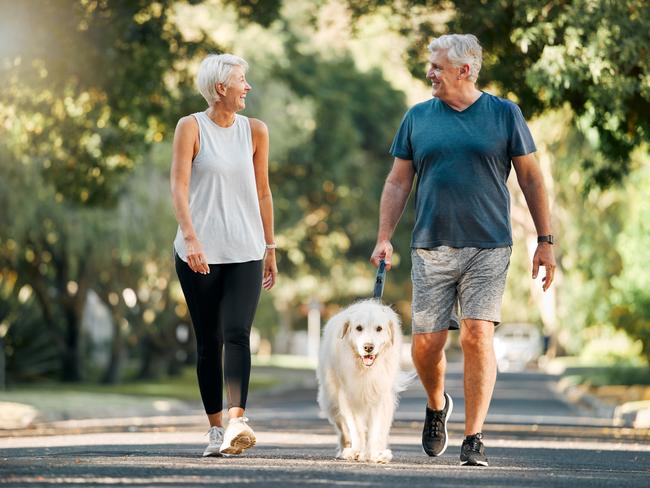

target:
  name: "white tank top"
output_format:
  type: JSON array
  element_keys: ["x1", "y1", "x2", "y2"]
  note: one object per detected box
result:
[{"x1": 173, "y1": 112, "x2": 265, "y2": 264}]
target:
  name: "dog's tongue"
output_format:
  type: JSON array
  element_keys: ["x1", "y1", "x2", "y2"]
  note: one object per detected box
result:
[{"x1": 362, "y1": 355, "x2": 375, "y2": 366}]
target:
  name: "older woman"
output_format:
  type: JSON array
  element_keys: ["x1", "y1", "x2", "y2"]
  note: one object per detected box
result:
[{"x1": 170, "y1": 53, "x2": 277, "y2": 457}]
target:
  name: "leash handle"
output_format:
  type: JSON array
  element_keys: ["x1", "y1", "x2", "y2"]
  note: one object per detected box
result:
[{"x1": 373, "y1": 259, "x2": 386, "y2": 299}]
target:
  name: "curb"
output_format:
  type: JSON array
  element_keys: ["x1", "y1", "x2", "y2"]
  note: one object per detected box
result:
[
  {"x1": 552, "y1": 371, "x2": 650, "y2": 429},
  {"x1": 0, "y1": 372, "x2": 318, "y2": 438},
  {"x1": 0, "y1": 414, "x2": 207, "y2": 438},
  {"x1": 555, "y1": 377, "x2": 617, "y2": 420},
  {"x1": 614, "y1": 401, "x2": 650, "y2": 429}
]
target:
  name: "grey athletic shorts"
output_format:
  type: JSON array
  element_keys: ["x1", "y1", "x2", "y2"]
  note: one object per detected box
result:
[{"x1": 411, "y1": 246, "x2": 512, "y2": 334}]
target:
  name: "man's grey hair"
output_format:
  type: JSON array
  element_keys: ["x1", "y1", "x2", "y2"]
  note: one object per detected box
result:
[
  {"x1": 196, "y1": 53, "x2": 249, "y2": 105},
  {"x1": 428, "y1": 34, "x2": 482, "y2": 83}
]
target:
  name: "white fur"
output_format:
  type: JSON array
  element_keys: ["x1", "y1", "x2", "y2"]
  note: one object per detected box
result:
[{"x1": 317, "y1": 299, "x2": 409, "y2": 463}]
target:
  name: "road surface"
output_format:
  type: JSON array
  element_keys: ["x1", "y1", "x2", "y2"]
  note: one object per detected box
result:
[{"x1": 1, "y1": 363, "x2": 649, "y2": 487}]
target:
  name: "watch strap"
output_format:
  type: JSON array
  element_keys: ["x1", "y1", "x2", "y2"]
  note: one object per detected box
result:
[{"x1": 537, "y1": 235, "x2": 554, "y2": 244}]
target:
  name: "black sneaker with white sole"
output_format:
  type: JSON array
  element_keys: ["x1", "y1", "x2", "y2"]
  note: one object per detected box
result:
[
  {"x1": 460, "y1": 432, "x2": 488, "y2": 466},
  {"x1": 422, "y1": 392, "x2": 453, "y2": 456}
]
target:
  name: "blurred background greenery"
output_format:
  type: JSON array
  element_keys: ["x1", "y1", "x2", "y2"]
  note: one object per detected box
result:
[{"x1": 0, "y1": 0, "x2": 648, "y2": 388}]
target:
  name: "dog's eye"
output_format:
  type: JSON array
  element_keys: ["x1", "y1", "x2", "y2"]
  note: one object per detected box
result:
[
  {"x1": 356, "y1": 325, "x2": 363, "y2": 332},
  {"x1": 376, "y1": 326, "x2": 383, "y2": 332}
]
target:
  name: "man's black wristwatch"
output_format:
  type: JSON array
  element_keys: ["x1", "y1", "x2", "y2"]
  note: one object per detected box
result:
[{"x1": 537, "y1": 235, "x2": 554, "y2": 245}]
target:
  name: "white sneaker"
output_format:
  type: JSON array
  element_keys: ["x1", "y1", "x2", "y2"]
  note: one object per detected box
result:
[
  {"x1": 202, "y1": 426, "x2": 224, "y2": 457},
  {"x1": 219, "y1": 416, "x2": 256, "y2": 455}
]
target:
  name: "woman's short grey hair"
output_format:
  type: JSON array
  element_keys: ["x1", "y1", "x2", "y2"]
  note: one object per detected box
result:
[
  {"x1": 196, "y1": 53, "x2": 249, "y2": 105},
  {"x1": 428, "y1": 34, "x2": 482, "y2": 83}
]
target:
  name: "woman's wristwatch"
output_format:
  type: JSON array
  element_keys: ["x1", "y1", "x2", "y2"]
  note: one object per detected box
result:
[{"x1": 265, "y1": 243, "x2": 277, "y2": 250}]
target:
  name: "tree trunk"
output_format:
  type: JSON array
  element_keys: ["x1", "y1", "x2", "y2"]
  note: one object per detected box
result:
[
  {"x1": 102, "y1": 314, "x2": 124, "y2": 384},
  {"x1": 273, "y1": 305, "x2": 294, "y2": 354},
  {"x1": 61, "y1": 306, "x2": 83, "y2": 382},
  {"x1": 137, "y1": 335, "x2": 166, "y2": 380}
]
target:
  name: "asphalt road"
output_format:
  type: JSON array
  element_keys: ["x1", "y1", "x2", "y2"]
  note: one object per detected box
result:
[{"x1": 1, "y1": 363, "x2": 649, "y2": 487}]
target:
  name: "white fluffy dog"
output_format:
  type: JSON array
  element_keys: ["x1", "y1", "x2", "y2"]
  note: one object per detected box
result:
[{"x1": 317, "y1": 299, "x2": 408, "y2": 464}]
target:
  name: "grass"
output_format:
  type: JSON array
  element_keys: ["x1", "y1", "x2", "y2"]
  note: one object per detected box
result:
[
  {"x1": 563, "y1": 365, "x2": 650, "y2": 387},
  {"x1": 4, "y1": 366, "x2": 281, "y2": 402},
  {"x1": 545, "y1": 355, "x2": 650, "y2": 387},
  {"x1": 251, "y1": 354, "x2": 317, "y2": 370},
  {"x1": 0, "y1": 363, "x2": 306, "y2": 423}
]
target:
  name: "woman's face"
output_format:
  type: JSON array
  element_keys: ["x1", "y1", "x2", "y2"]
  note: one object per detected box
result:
[{"x1": 219, "y1": 65, "x2": 251, "y2": 111}]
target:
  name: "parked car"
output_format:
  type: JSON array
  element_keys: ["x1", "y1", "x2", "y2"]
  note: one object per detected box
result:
[{"x1": 493, "y1": 322, "x2": 543, "y2": 372}]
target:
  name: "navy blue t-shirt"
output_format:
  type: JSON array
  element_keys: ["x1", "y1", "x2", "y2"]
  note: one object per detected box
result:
[{"x1": 390, "y1": 92, "x2": 536, "y2": 248}]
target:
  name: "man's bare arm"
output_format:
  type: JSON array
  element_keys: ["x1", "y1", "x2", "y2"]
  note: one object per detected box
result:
[
  {"x1": 512, "y1": 153, "x2": 556, "y2": 291},
  {"x1": 370, "y1": 158, "x2": 416, "y2": 268}
]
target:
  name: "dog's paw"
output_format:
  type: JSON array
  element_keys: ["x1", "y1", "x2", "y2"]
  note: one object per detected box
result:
[
  {"x1": 369, "y1": 449, "x2": 393, "y2": 464},
  {"x1": 337, "y1": 447, "x2": 361, "y2": 461}
]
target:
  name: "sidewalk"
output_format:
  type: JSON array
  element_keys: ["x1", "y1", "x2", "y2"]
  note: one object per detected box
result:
[
  {"x1": 3, "y1": 359, "x2": 648, "y2": 437},
  {"x1": 0, "y1": 364, "x2": 317, "y2": 437},
  {"x1": 543, "y1": 360, "x2": 650, "y2": 429}
]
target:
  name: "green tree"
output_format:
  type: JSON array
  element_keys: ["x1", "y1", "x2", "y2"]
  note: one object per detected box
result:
[
  {"x1": 0, "y1": 151, "x2": 101, "y2": 381},
  {"x1": 0, "y1": 161, "x2": 61, "y2": 382},
  {"x1": 252, "y1": 35, "x2": 411, "y2": 344},
  {"x1": 345, "y1": 0, "x2": 650, "y2": 188},
  {"x1": 609, "y1": 164, "x2": 650, "y2": 363},
  {"x1": 0, "y1": 0, "x2": 213, "y2": 205},
  {"x1": 0, "y1": 0, "x2": 294, "y2": 381},
  {"x1": 91, "y1": 147, "x2": 193, "y2": 383},
  {"x1": 0, "y1": 0, "x2": 214, "y2": 380},
  {"x1": 543, "y1": 112, "x2": 625, "y2": 353}
]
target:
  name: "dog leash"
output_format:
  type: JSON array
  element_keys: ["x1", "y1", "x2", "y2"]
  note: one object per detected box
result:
[{"x1": 373, "y1": 259, "x2": 387, "y2": 299}]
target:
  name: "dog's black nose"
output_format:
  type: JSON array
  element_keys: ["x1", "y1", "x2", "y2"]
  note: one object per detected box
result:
[{"x1": 363, "y1": 343, "x2": 374, "y2": 353}]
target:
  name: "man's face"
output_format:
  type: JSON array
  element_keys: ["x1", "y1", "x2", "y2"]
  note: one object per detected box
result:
[{"x1": 426, "y1": 50, "x2": 461, "y2": 99}]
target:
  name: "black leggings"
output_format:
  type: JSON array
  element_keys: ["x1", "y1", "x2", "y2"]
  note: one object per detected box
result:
[{"x1": 175, "y1": 254, "x2": 263, "y2": 414}]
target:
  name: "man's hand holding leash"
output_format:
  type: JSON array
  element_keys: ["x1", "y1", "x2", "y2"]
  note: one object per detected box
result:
[{"x1": 371, "y1": 240, "x2": 394, "y2": 271}]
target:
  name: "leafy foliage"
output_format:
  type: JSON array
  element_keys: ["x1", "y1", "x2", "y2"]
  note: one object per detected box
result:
[
  {"x1": 609, "y1": 165, "x2": 650, "y2": 363},
  {"x1": 344, "y1": 0, "x2": 650, "y2": 187},
  {"x1": 0, "y1": 0, "x2": 213, "y2": 380},
  {"x1": 2, "y1": 0, "x2": 649, "y2": 382},
  {"x1": 0, "y1": 0, "x2": 212, "y2": 205},
  {"x1": 264, "y1": 36, "x2": 410, "y2": 314}
]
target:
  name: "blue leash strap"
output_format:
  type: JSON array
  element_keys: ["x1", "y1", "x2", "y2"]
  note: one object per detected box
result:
[{"x1": 373, "y1": 259, "x2": 386, "y2": 299}]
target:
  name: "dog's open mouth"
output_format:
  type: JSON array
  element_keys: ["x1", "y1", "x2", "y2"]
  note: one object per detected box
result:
[{"x1": 361, "y1": 354, "x2": 376, "y2": 367}]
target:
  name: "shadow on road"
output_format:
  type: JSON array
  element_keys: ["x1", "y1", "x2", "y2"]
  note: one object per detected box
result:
[{"x1": 2, "y1": 439, "x2": 650, "y2": 488}]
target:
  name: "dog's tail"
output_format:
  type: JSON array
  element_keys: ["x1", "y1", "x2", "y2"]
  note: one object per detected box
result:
[{"x1": 394, "y1": 369, "x2": 418, "y2": 393}]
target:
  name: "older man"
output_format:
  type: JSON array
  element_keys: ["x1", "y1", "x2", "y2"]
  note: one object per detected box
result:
[{"x1": 370, "y1": 34, "x2": 555, "y2": 466}]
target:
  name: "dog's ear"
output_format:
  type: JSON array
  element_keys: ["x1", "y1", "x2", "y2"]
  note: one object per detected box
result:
[
  {"x1": 340, "y1": 320, "x2": 350, "y2": 339},
  {"x1": 387, "y1": 320, "x2": 395, "y2": 345}
]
